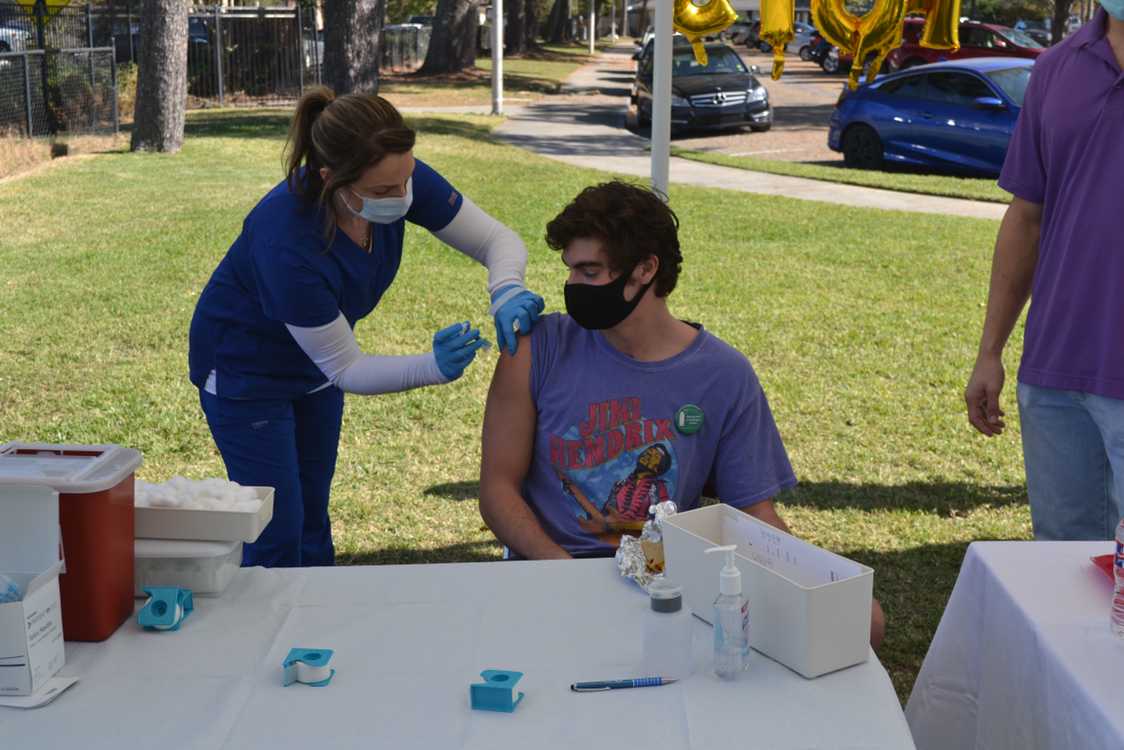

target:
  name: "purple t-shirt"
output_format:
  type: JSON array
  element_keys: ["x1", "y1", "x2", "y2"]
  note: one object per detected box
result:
[
  {"x1": 999, "y1": 8, "x2": 1124, "y2": 399},
  {"x1": 524, "y1": 313, "x2": 796, "y2": 556}
]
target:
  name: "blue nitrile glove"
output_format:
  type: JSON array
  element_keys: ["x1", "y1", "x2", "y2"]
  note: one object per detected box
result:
[
  {"x1": 433, "y1": 322, "x2": 490, "y2": 381},
  {"x1": 490, "y1": 285, "x2": 545, "y2": 355}
]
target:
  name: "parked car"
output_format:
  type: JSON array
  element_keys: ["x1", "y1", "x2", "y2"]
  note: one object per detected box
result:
[
  {"x1": 726, "y1": 20, "x2": 754, "y2": 46},
  {"x1": 790, "y1": 22, "x2": 818, "y2": 56},
  {"x1": 828, "y1": 58, "x2": 1032, "y2": 175},
  {"x1": 0, "y1": 23, "x2": 32, "y2": 53},
  {"x1": 887, "y1": 18, "x2": 1043, "y2": 71},
  {"x1": 632, "y1": 38, "x2": 772, "y2": 133}
]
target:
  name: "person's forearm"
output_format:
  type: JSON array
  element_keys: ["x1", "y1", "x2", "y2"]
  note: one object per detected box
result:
[
  {"x1": 480, "y1": 484, "x2": 571, "y2": 560},
  {"x1": 977, "y1": 204, "x2": 1041, "y2": 357}
]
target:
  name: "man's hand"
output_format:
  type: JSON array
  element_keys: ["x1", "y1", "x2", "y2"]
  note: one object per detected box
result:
[{"x1": 966, "y1": 353, "x2": 1006, "y2": 436}]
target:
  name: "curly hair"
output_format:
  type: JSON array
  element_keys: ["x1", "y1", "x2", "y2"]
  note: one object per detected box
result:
[{"x1": 545, "y1": 181, "x2": 683, "y2": 298}]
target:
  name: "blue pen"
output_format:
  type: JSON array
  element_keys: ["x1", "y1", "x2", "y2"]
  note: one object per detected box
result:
[{"x1": 570, "y1": 677, "x2": 677, "y2": 692}]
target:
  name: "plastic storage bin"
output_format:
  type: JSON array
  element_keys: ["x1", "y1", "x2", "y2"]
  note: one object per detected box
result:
[
  {"x1": 134, "y1": 539, "x2": 242, "y2": 596},
  {"x1": 663, "y1": 504, "x2": 873, "y2": 678},
  {"x1": 0, "y1": 442, "x2": 143, "y2": 642},
  {"x1": 134, "y1": 486, "x2": 274, "y2": 543}
]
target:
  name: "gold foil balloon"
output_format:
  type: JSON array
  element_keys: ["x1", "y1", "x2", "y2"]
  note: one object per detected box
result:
[
  {"x1": 763, "y1": 0, "x2": 959, "y2": 86},
  {"x1": 673, "y1": 0, "x2": 739, "y2": 65},
  {"x1": 810, "y1": 0, "x2": 859, "y2": 51},
  {"x1": 916, "y1": 0, "x2": 961, "y2": 50},
  {"x1": 849, "y1": 0, "x2": 908, "y2": 88},
  {"x1": 759, "y1": 0, "x2": 796, "y2": 79}
]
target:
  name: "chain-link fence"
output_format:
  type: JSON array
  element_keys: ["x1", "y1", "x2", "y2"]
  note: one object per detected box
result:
[
  {"x1": 381, "y1": 24, "x2": 430, "y2": 73},
  {"x1": 0, "y1": 1, "x2": 433, "y2": 125},
  {"x1": 0, "y1": 46, "x2": 115, "y2": 137}
]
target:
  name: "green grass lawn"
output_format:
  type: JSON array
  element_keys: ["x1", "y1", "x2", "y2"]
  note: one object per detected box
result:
[
  {"x1": 380, "y1": 43, "x2": 605, "y2": 107},
  {"x1": 672, "y1": 146, "x2": 1013, "y2": 204},
  {"x1": 0, "y1": 108, "x2": 1030, "y2": 703}
]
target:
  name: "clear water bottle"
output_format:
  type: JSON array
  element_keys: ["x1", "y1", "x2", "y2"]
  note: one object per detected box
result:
[{"x1": 1113, "y1": 518, "x2": 1124, "y2": 638}]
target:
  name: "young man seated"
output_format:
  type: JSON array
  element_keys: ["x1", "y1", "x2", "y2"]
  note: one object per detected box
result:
[{"x1": 479, "y1": 181, "x2": 884, "y2": 648}]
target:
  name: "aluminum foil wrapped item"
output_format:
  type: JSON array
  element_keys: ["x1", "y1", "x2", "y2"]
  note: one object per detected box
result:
[
  {"x1": 615, "y1": 534, "x2": 657, "y2": 591},
  {"x1": 641, "y1": 500, "x2": 679, "y2": 544},
  {"x1": 617, "y1": 501, "x2": 679, "y2": 590}
]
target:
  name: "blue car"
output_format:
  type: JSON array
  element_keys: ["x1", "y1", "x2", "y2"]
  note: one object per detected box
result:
[{"x1": 828, "y1": 58, "x2": 1033, "y2": 176}]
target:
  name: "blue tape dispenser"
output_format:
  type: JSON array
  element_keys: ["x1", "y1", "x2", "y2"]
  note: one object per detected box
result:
[
  {"x1": 470, "y1": 669, "x2": 525, "y2": 713},
  {"x1": 282, "y1": 648, "x2": 335, "y2": 687},
  {"x1": 138, "y1": 587, "x2": 193, "y2": 632}
]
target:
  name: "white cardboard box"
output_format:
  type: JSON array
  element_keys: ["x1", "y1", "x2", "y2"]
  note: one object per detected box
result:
[
  {"x1": 0, "y1": 485, "x2": 66, "y2": 696},
  {"x1": 663, "y1": 504, "x2": 873, "y2": 679},
  {"x1": 134, "y1": 486, "x2": 274, "y2": 543}
]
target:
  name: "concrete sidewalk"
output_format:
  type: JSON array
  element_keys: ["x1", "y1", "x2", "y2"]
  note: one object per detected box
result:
[{"x1": 494, "y1": 46, "x2": 1007, "y2": 221}]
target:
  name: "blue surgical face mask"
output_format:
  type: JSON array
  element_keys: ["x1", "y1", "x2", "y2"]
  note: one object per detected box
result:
[
  {"x1": 1102, "y1": 0, "x2": 1124, "y2": 19},
  {"x1": 345, "y1": 177, "x2": 413, "y2": 224}
]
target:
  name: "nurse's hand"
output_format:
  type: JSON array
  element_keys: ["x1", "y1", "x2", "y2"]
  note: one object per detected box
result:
[
  {"x1": 490, "y1": 285, "x2": 545, "y2": 356},
  {"x1": 433, "y1": 322, "x2": 489, "y2": 382}
]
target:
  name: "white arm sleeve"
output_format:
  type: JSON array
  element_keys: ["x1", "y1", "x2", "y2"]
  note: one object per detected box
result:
[
  {"x1": 285, "y1": 314, "x2": 448, "y2": 395},
  {"x1": 432, "y1": 195, "x2": 527, "y2": 293}
]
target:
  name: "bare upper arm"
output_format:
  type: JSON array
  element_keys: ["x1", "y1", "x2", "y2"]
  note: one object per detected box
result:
[
  {"x1": 1007, "y1": 195, "x2": 1043, "y2": 226},
  {"x1": 480, "y1": 333, "x2": 536, "y2": 493}
]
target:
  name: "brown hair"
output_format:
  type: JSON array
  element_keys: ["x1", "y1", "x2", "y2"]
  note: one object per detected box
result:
[
  {"x1": 284, "y1": 87, "x2": 416, "y2": 243},
  {"x1": 545, "y1": 181, "x2": 683, "y2": 297}
]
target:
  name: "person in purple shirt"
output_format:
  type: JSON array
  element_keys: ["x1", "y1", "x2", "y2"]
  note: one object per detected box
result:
[
  {"x1": 480, "y1": 181, "x2": 885, "y2": 647},
  {"x1": 966, "y1": 3, "x2": 1124, "y2": 540}
]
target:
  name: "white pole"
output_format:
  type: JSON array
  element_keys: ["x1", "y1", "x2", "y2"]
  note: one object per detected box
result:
[
  {"x1": 491, "y1": 0, "x2": 503, "y2": 115},
  {"x1": 610, "y1": 0, "x2": 617, "y2": 39},
  {"x1": 650, "y1": 0, "x2": 672, "y2": 197},
  {"x1": 588, "y1": 0, "x2": 596, "y2": 54}
]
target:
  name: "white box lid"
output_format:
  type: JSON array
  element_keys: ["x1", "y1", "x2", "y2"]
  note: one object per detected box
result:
[
  {"x1": 0, "y1": 485, "x2": 60, "y2": 576},
  {"x1": 0, "y1": 443, "x2": 142, "y2": 493}
]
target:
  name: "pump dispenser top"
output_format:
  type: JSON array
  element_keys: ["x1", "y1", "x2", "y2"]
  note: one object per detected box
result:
[{"x1": 705, "y1": 544, "x2": 742, "y2": 596}]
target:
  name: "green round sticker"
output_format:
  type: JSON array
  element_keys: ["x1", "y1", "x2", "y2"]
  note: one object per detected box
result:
[{"x1": 675, "y1": 404, "x2": 705, "y2": 435}]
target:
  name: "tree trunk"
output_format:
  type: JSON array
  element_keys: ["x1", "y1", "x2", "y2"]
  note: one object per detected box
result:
[
  {"x1": 638, "y1": 0, "x2": 650, "y2": 35},
  {"x1": 546, "y1": 0, "x2": 570, "y2": 42},
  {"x1": 524, "y1": 0, "x2": 540, "y2": 48},
  {"x1": 130, "y1": 0, "x2": 187, "y2": 153},
  {"x1": 420, "y1": 0, "x2": 479, "y2": 74},
  {"x1": 323, "y1": 0, "x2": 385, "y2": 94},
  {"x1": 507, "y1": 0, "x2": 527, "y2": 54},
  {"x1": 1051, "y1": 0, "x2": 1074, "y2": 44}
]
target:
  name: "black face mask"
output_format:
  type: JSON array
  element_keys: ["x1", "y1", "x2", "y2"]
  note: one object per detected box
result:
[{"x1": 564, "y1": 265, "x2": 654, "y2": 330}]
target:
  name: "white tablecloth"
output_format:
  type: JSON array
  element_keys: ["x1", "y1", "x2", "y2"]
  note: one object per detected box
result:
[
  {"x1": 3, "y1": 559, "x2": 913, "y2": 749},
  {"x1": 906, "y1": 541, "x2": 1124, "y2": 750}
]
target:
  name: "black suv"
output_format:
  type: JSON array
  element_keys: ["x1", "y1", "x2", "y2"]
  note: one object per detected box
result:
[{"x1": 632, "y1": 38, "x2": 772, "y2": 134}]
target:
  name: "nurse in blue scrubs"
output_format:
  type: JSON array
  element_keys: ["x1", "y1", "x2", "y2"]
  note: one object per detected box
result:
[{"x1": 188, "y1": 89, "x2": 544, "y2": 567}]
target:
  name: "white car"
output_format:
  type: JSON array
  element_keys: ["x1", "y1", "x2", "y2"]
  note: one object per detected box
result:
[{"x1": 0, "y1": 24, "x2": 33, "y2": 53}]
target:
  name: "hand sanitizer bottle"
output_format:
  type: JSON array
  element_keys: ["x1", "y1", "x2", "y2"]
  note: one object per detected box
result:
[{"x1": 705, "y1": 545, "x2": 749, "y2": 679}]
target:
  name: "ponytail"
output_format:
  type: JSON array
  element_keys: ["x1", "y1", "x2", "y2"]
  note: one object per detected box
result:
[
  {"x1": 284, "y1": 86, "x2": 335, "y2": 199},
  {"x1": 282, "y1": 87, "x2": 416, "y2": 244}
]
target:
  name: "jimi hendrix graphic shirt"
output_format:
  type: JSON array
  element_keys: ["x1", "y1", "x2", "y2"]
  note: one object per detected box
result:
[{"x1": 524, "y1": 313, "x2": 797, "y2": 556}]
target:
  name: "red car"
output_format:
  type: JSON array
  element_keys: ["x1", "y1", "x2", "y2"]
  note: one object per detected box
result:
[{"x1": 887, "y1": 18, "x2": 1044, "y2": 71}]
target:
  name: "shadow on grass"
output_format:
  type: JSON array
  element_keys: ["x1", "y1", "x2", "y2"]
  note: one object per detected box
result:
[
  {"x1": 782, "y1": 481, "x2": 1026, "y2": 517},
  {"x1": 184, "y1": 110, "x2": 497, "y2": 144},
  {"x1": 424, "y1": 478, "x2": 1025, "y2": 516},
  {"x1": 338, "y1": 539, "x2": 501, "y2": 565},
  {"x1": 424, "y1": 480, "x2": 480, "y2": 502}
]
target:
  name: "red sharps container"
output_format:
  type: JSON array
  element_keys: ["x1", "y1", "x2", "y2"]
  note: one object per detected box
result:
[{"x1": 0, "y1": 442, "x2": 143, "y2": 641}]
